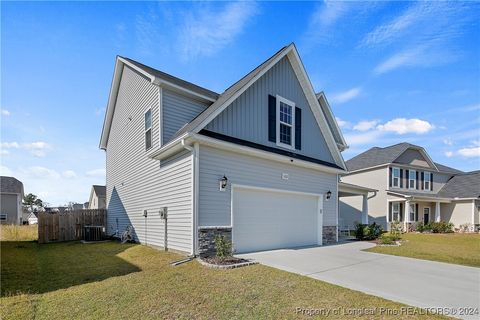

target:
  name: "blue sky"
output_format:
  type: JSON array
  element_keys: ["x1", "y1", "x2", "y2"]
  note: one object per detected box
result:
[{"x1": 1, "y1": 1, "x2": 479, "y2": 205}]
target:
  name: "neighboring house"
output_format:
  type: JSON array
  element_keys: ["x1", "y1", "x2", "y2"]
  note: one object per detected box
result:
[
  {"x1": 0, "y1": 176, "x2": 24, "y2": 225},
  {"x1": 70, "y1": 203, "x2": 84, "y2": 211},
  {"x1": 340, "y1": 143, "x2": 479, "y2": 231},
  {"x1": 26, "y1": 212, "x2": 38, "y2": 225},
  {"x1": 100, "y1": 43, "x2": 350, "y2": 255},
  {"x1": 83, "y1": 202, "x2": 89, "y2": 209},
  {"x1": 88, "y1": 185, "x2": 106, "y2": 209}
]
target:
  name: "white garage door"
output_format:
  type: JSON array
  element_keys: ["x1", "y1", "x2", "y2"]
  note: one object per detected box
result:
[{"x1": 232, "y1": 186, "x2": 322, "y2": 253}]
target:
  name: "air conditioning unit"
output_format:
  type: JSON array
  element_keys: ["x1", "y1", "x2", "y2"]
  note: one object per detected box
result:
[{"x1": 84, "y1": 226, "x2": 105, "y2": 241}]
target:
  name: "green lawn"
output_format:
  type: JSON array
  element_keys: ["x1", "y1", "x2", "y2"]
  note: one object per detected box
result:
[
  {"x1": 367, "y1": 233, "x2": 480, "y2": 267},
  {"x1": 1, "y1": 226, "x2": 446, "y2": 319}
]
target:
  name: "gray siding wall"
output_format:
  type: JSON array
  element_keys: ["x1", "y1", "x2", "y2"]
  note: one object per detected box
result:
[
  {"x1": 162, "y1": 89, "x2": 208, "y2": 144},
  {"x1": 106, "y1": 65, "x2": 193, "y2": 254},
  {"x1": 341, "y1": 167, "x2": 389, "y2": 228},
  {"x1": 198, "y1": 145, "x2": 338, "y2": 227},
  {"x1": 0, "y1": 193, "x2": 20, "y2": 224},
  {"x1": 394, "y1": 149, "x2": 430, "y2": 168},
  {"x1": 205, "y1": 56, "x2": 334, "y2": 164}
]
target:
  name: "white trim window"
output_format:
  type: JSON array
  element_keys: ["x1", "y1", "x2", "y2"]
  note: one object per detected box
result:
[
  {"x1": 392, "y1": 167, "x2": 400, "y2": 187},
  {"x1": 409, "y1": 203, "x2": 416, "y2": 221},
  {"x1": 409, "y1": 170, "x2": 416, "y2": 189},
  {"x1": 0, "y1": 213, "x2": 7, "y2": 221},
  {"x1": 145, "y1": 108, "x2": 152, "y2": 150},
  {"x1": 276, "y1": 95, "x2": 295, "y2": 149},
  {"x1": 424, "y1": 172, "x2": 431, "y2": 190},
  {"x1": 392, "y1": 203, "x2": 400, "y2": 221}
]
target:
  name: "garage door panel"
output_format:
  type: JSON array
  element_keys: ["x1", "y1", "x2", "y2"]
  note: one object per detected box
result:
[{"x1": 233, "y1": 188, "x2": 320, "y2": 253}]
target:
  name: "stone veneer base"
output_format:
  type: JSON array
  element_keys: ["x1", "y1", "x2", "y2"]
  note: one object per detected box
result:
[
  {"x1": 198, "y1": 227, "x2": 232, "y2": 257},
  {"x1": 322, "y1": 226, "x2": 338, "y2": 244}
]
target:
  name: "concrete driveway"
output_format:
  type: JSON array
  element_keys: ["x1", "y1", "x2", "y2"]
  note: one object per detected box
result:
[{"x1": 237, "y1": 241, "x2": 480, "y2": 320}]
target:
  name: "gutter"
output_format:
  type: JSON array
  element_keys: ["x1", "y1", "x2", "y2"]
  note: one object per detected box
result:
[{"x1": 181, "y1": 139, "x2": 198, "y2": 256}]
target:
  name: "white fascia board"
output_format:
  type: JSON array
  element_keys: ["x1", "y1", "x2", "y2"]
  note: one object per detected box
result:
[
  {"x1": 190, "y1": 45, "x2": 295, "y2": 135},
  {"x1": 286, "y1": 49, "x2": 347, "y2": 171},
  {"x1": 317, "y1": 91, "x2": 348, "y2": 149}
]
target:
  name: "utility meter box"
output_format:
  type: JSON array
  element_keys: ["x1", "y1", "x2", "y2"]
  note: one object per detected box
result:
[{"x1": 159, "y1": 207, "x2": 168, "y2": 220}]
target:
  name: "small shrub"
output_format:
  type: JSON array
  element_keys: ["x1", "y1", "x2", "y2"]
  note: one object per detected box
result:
[
  {"x1": 214, "y1": 235, "x2": 232, "y2": 259},
  {"x1": 354, "y1": 222, "x2": 383, "y2": 240},
  {"x1": 459, "y1": 223, "x2": 472, "y2": 233},
  {"x1": 389, "y1": 220, "x2": 402, "y2": 239},
  {"x1": 430, "y1": 221, "x2": 454, "y2": 233},
  {"x1": 416, "y1": 222, "x2": 425, "y2": 233},
  {"x1": 379, "y1": 234, "x2": 398, "y2": 245}
]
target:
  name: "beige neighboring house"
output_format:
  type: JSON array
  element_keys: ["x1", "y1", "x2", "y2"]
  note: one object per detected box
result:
[
  {"x1": 340, "y1": 143, "x2": 480, "y2": 232},
  {"x1": 88, "y1": 185, "x2": 106, "y2": 209},
  {"x1": 0, "y1": 176, "x2": 24, "y2": 225}
]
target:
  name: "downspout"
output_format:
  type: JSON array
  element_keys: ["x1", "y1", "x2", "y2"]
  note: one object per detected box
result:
[{"x1": 181, "y1": 139, "x2": 198, "y2": 256}]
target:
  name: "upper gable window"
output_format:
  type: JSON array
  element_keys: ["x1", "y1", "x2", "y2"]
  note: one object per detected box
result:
[
  {"x1": 392, "y1": 167, "x2": 400, "y2": 187},
  {"x1": 276, "y1": 95, "x2": 295, "y2": 149},
  {"x1": 409, "y1": 170, "x2": 416, "y2": 189},
  {"x1": 145, "y1": 109, "x2": 152, "y2": 150}
]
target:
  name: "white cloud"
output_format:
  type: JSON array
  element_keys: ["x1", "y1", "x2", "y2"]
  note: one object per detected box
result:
[
  {"x1": 443, "y1": 138, "x2": 453, "y2": 146},
  {"x1": 1, "y1": 109, "x2": 10, "y2": 116},
  {"x1": 335, "y1": 117, "x2": 349, "y2": 128},
  {"x1": 21, "y1": 166, "x2": 61, "y2": 180},
  {"x1": 377, "y1": 118, "x2": 434, "y2": 134},
  {"x1": 178, "y1": 2, "x2": 258, "y2": 61},
  {"x1": 457, "y1": 147, "x2": 480, "y2": 158},
  {"x1": 22, "y1": 142, "x2": 52, "y2": 158},
  {"x1": 444, "y1": 151, "x2": 453, "y2": 158},
  {"x1": 344, "y1": 130, "x2": 383, "y2": 145},
  {"x1": 365, "y1": 1, "x2": 473, "y2": 74},
  {"x1": 1, "y1": 142, "x2": 20, "y2": 149},
  {"x1": 62, "y1": 170, "x2": 77, "y2": 179},
  {"x1": 0, "y1": 150, "x2": 9, "y2": 156},
  {"x1": 329, "y1": 87, "x2": 362, "y2": 104},
  {"x1": 85, "y1": 168, "x2": 106, "y2": 178},
  {"x1": 353, "y1": 120, "x2": 378, "y2": 132}
]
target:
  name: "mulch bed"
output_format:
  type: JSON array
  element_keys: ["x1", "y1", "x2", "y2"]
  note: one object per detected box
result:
[{"x1": 198, "y1": 256, "x2": 258, "y2": 269}]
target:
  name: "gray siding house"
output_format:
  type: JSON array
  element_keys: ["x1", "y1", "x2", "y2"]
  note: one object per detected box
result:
[
  {"x1": 0, "y1": 176, "x2": 24, "y2": 225},
  {"x1": 88, "y1": 185, "x2": 106, "y2": 209},
  {"x1": 340, "y1": 143, "x2": 479, "y2": 231},
  {"x1": 100, "y1": 44, "x2": 349, "y2": 255}
]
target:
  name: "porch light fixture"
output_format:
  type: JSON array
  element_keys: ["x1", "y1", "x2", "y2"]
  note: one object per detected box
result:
[
  {"x1": 325, "y1": 190, "x2": 332, "y2": 201},
  {"x1": 219, "y1": 175, "x2": 228, "y2": 191}
]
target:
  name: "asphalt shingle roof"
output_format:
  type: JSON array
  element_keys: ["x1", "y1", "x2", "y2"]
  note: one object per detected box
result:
[
  {"x1": 345, "y1": 142, "x2": 462, "y2": 174},
  {"x1": 437, "y1": 171, "x2": 480, "y2": 199},
  {"x1": 0, "y1": 176, "x2": 24, "y2": 194}
]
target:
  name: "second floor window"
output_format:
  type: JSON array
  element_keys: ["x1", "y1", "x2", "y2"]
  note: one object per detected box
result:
[
  {"x1": 277, "y1": 96, "x2": 295, "y2": 149},
  {"x1": 145, "y1": 109, "x2": 152, "y2": 150},
  {"x1": 392, "y1": 167, "x2": 400, "y2": 187},
  {"x1": 424, "y1": 172, "x2": 431, "y2": 190},
  {"x1": 409, "y1": 170, "x2": 416, "y2": 189}
]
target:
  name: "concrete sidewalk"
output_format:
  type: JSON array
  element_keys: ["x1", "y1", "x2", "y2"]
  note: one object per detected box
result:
[{"x1": 237, "y1": 241, "x2": 480, "y2": 320}]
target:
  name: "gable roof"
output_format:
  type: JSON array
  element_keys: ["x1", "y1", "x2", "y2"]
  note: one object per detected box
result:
[
  {"x1": 100, "y1": 56, "x2": 218, "y2": 150},
  {"x1": 168, "y1": 43, "x2": 346, "y2": 170},
  {"x1": 345, "y1": 143, "x2": 445, "y2": 173},
  {"x1": 437, "y1": 171, "x2": 480, "y2": 199},
  {"x1": 92, "y1": 185, "x2": 106, "y2": 197},
  {"x1": 0, "y1": 176, "x2": 24, "y2": 195},
  {"x1": 316, "y1": 92, "x2": 348, "y2": 151}
]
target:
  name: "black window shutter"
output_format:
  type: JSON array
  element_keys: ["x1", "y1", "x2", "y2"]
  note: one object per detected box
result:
[
  {"x1": 400, "y1": 169, "x2": 403, "y2": 188},
  {"x1": 415, "y1": 204, "x2": 419, "y2": 221},
  {"x1": 389, "y1": 203, "x2": 393, "y2": 222},
  {"x1": 421, "y1": 172, "x2": 424, "y2": 190},
  {"x1": 389, "y1": 168, "x2": 392, "y2": 187},
  {"x1": 268, "y1": 95, "x2": 276, "y2": 142},
  {"x1": 295, "y1": 107, "x2": 301, "y2": 150},
  {"x1": 399, "y1": 203, "x2": 404, "y2": 221},
  {"x1": 405, "y1": 169, "x2": 409, "y2": 189},
  {"x1": 416, "y1": 171, "x2": 419, "y2": 190},
  {"x1": 430, "y1": 173, "x2": 434, "y2": 191}
]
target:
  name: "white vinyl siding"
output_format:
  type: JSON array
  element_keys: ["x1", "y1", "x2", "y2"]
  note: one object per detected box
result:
[
  {"x1": 198, "y1": 145, "x2": 338, "y2": 227},
  {"x1": 106, "y1": 65, "x2": 193, "y2": 254}
]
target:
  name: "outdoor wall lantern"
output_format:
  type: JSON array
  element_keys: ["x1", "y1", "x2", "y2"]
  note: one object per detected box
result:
[
  {"x1": 219, "y1": 175, "x2": 228, "y2": 191},
  {"x1": 325, "y1": 190, "x2": 332, "y2": 201}
]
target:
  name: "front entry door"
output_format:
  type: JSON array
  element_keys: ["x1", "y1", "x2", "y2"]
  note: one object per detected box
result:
[{"x1": 423, "y1": 208, "x2": 430, "y2": 224}]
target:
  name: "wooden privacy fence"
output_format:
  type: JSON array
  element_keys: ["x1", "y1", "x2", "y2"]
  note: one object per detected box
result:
[{"x1": 38, "y1": 209, "x2": 106, "y2": 244}]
